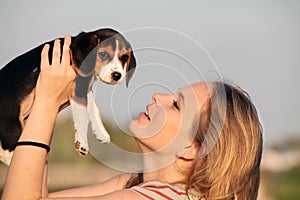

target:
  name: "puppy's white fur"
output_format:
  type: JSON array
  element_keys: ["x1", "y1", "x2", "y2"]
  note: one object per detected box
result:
[
  {"x1": 0, "y1": 145, "x2": 13, "y2": 166},
  {"x1": 70, "y1": 99, "x2": 90, "y2": 155},
  {"x1": 87, "y1": 91, "x2": 110, "y2": 143}
]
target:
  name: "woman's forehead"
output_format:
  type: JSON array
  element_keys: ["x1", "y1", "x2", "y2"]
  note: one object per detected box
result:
[
  {"x1": 177, "y1": 82, "x2": 211, "y2": 107},
  {"x1": 177, "y1": 82, "x2": 210, "y2": 96}
]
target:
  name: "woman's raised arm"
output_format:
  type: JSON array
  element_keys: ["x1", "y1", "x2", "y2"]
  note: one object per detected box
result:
[{"x1": 2, "y1": 36, "x2": 75, "y2": 200}]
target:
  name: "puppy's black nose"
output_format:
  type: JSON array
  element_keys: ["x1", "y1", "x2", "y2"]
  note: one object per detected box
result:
[{"x1": 111, "y1": 72, "x2": 122, "y2": 81}]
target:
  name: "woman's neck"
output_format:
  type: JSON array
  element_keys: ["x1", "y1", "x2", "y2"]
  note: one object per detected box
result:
[{"x1": 142, "y1": 153, "x2": 189, "y2": 184}]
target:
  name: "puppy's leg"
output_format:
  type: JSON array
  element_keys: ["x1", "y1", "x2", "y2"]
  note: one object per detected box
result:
[
  {"x1": 70, "y1": 98, "x2": 89, "y2": 155},
  {"x1": 71, "y1": 73, "x2": 94, "y2": 155},
  {"x1": 87, "y1": 91, "x2": 111, "y2": 143},
  {"x1": 0, "y1": 146, "x2": 13, "y2": 166}
]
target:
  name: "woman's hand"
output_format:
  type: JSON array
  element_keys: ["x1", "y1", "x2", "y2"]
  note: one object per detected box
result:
[{"x1": 35, "y1": 36, "x2": 76, "y2": 110}]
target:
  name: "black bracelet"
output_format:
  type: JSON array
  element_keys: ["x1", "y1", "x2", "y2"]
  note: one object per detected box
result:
[{"x1": 15, "y1": 141, "x2": 50, "y2": 153}]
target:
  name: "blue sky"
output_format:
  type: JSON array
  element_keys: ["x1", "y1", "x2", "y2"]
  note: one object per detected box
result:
[{"x1": 0, "y1": 0, "x2": 299, "y2": 146}]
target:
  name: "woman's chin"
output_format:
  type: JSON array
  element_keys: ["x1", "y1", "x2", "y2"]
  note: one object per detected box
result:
[
  {"x1": 129, "y1": 120, "x2": 149, "y2": 138},
  {"x1": 129, "y1": 117, "x2": 165, "y2": 140}
]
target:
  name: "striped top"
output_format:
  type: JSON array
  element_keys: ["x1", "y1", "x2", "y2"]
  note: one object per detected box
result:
[{"x1": 131, "y1": 181, "x2": 200, "y2": 200}]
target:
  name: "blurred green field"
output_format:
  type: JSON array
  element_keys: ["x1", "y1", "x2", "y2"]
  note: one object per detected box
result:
[
  {"x1": 262, "y1": 167, "x2": 300, "y2": 200},
  {"x1": 276, "y1": 167, "x2": 300, "y2": 200}
]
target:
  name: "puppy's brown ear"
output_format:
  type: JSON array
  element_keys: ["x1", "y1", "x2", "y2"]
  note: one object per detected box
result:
[
  {"x1": 70, "y1": 32, "x2": 100, "y2": 75},
  {"x1": 126, "y1": 50, "x2": 136, "y2": 87}
]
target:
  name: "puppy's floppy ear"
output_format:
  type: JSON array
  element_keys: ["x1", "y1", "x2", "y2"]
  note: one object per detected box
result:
[
  {"x1": 70, "y1": 32, "x2": 100, "y2": 75},
  {"x1": 125, "y1": 49, "x2": 136, "y2": 87}
]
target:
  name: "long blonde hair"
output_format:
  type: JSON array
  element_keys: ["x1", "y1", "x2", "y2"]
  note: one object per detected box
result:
[{"x1": 187, "y1": 82, "x2": 263, "y2": 199}]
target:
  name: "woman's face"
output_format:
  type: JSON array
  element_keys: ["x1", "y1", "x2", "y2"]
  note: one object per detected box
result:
[{"x1": 129, "y1": 82, "x2": 210, "y2": 154}]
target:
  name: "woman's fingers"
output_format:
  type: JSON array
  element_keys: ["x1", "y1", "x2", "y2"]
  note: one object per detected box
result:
[
  {"x1": 40, "y1": 44, "x2": 50, "y2": 70},
  {"x1": 62, "y1": 36, "x2": 76, "y2": 81},
  {"x1": 61, "y1": 36, "x2": 72, "y2": 66},
  {"x1": 41, "y1": 36, "x2": 72, "y2": 70},
  {"x1": 52, "y1": 39, "x2": 61, "y2": 66},
  {"x1": 35, "y1": 35, "x2": 76, "y2": 110}
]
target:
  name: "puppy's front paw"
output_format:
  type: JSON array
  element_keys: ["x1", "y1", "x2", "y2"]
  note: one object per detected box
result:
[
  {"x1": 74, "y1": 140, "x2": 89, "y2": 155},
  {"x1": 92, "y1": 128, "x2": 111, "y2": 144},
  {"x1": 93, "y1": 132, "x2": 111, "y2": 144}
]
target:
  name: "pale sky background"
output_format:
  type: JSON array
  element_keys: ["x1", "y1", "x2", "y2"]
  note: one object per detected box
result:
[{"x1": 0, "y1": 0, "x2": 299, "y2": 146}]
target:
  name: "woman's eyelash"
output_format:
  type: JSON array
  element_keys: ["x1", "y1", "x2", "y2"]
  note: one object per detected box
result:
[{"x1": 173, "y1": 99, "x2": 180, "y2": 110}]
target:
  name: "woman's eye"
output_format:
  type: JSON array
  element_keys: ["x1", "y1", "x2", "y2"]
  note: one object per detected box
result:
[
  {"x1": 98, "y1": 52, "x2": 110, "y2": 61},
  {"x1": 173, "y1": 99, "x2": 180, "y2": 110}
]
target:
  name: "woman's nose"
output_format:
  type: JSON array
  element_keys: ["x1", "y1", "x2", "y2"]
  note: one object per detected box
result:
[
  {"x1": 152, "y1": 93, "x2": 159, "y2": 104},
  {"x1": 152, "y1": 93, "x2": 173, "y2": 105}
]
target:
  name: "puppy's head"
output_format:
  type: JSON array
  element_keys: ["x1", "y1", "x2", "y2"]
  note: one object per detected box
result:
[{"x1": 71, "y1": 28, "x2": 136, "y2": 86}]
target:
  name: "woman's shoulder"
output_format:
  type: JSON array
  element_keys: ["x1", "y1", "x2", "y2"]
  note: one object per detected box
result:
[{"x1": 130, "y1": 180, "x2": 200, "y2": 200}]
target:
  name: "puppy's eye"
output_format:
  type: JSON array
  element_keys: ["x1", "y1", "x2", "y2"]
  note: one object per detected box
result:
[
  {"x1": 121, "y1": 55, "x2": 129, "y2": 64},
  {"x1": 173, "y1": 99, "x2": 180, "y2": 110},
  {"x1": 98, "y1": 52, "x2": 110, "y2": 61}
]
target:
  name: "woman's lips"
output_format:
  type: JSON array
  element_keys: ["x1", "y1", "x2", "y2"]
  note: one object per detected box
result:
[{"x1": 140, "y1": 112, "x2": 150, "y2": 121}]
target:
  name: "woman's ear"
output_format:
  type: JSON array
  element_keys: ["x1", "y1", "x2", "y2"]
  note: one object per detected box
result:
[
  {"x1": 181, "y1": 141, "x2": 200, "y2": 160},
  {"x1": 198, "y1": 143, "x2": 207, "y2": 158}
]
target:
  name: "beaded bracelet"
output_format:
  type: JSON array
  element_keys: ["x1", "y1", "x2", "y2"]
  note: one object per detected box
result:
[{"x1": 15, "y1": 141, "x2": 50, "y2": 153}]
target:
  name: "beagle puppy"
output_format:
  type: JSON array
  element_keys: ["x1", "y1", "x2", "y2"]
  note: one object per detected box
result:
[{"x1": 0, "y1": 28, "x2": 136, "y2": 165}]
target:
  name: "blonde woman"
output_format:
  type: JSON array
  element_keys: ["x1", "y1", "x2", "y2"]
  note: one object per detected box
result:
[{"x1": 2, "y1": 36, "x2": 262, "y2": 200}]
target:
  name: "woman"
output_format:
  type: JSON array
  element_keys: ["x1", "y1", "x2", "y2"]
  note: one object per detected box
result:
[{"x1": 2, "y1": 36, "x2": 263, "y2": 200}]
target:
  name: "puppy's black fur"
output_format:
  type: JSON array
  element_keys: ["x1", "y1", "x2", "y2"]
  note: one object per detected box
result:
[{"x1": 0, "y1": 28, "x2": 136, "y2": 152}]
